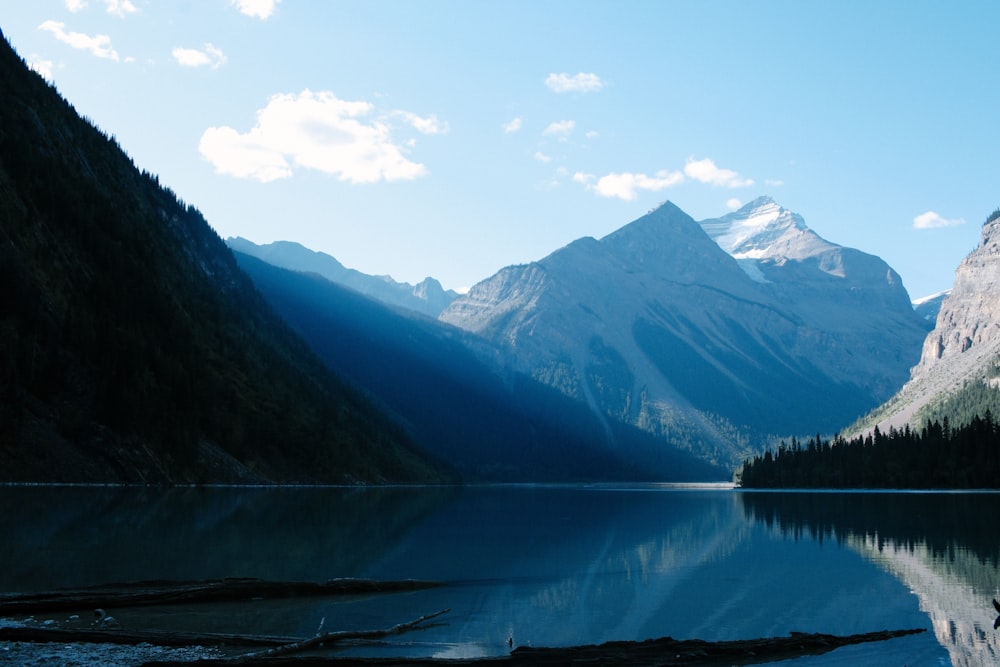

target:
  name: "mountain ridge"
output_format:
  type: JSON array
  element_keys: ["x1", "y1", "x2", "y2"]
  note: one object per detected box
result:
[{"x1": 227, "y1": 237, "x2": 458, "y2": 317}]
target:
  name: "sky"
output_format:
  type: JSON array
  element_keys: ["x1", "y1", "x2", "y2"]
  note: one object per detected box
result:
[{"x1": 2, "y1": 1, "x2": 998, "y2": 299}]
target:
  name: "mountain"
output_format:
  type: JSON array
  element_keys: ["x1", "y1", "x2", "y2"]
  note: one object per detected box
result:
[
  {"x1": 440, "y1": 197, "x2": 929, "y2": 467},
  {"x1": 233, "y1": 251, "x2": 726, "y2": 481},
  {"x1": 227, "y1": 237, "x2": 458, "y2": 317},
  {"x1": 863, "y1": 208, "x2": 1000, "y2": 434},
  {"x1": 0, "y1": 30, "x2": 445, "y2": 484}
]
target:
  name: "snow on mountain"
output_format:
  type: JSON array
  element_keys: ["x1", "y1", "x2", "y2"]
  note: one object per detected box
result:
[
  {"x1": 912, "y1": 290, "x2": 950, "y2": 323},
  {"x1": 701, "y1": 196, "x2": 847, "y2": 278}
]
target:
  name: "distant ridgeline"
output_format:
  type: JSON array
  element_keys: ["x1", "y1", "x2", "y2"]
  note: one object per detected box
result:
[{"x1": 737, "y1": 414, "x2": 1000, "y2": 489}]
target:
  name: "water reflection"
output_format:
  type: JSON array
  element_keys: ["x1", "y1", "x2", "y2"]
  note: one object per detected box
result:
[
  {"x1": 741, "y1": 491, "x2": 1000, "y2": 666},
  {"x1": 1, "y1": 485, "x2": 982, "y2": 664}
]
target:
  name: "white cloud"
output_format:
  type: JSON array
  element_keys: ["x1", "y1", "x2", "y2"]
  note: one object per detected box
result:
[
  {"x1": 28, "y1": 57, "x2": 55, "y2": 80},
  {"x1": 231, "y1": 0, "x2": 282, "y2": 19},
  {"x1": 764, "y1": 178, "x2": 784, "y2": 187},
  {"x1": 39, "y1": 20, "x2": 119, "y2": 61},
  {"x1": 534, "y1": 151, "x2": 552, "y2": 163},
  {"x1": 502, "y1": 117, "x2": 522, "y2": 134},
  {"x1": 913, "y1": 211, "x2": 966, "y2": 229},
  {"x1": 575, "y1": 170, "x2": 684, "y2": 201},
  {"x1": 585, "y1": 130, "x2": 599, "y2": 139},
  {"x1": 172, "y1": 43, "x2": 226, "y2": 69},
  {"x1": 103, "y1": 0, "x2": 137, "y2": 17},
  {"x1": 545, "y1": 72, "x2": 605, "y2": 93},
  {"x1": 198, "y1": 89, "x2": 434, "y2": 184},
  {"x1": 65, "y1": 0, "x2": 87, "y2": 12},
  {"x1": 726, "y1": 198, "x2": 742, "y2": 210},
  {"x1": 683, "y1": 157, "x2": 754, "y2": 188},
  {"x1": 542, "y1": 119, "x2": 575, "y2": 137}
]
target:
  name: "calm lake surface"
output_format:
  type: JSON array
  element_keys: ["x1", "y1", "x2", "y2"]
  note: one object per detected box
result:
[{"x1": 2, "y1": 484, "x2": 999, "y2": 665}]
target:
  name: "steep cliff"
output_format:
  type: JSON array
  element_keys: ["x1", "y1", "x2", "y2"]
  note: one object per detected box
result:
[{"x1": 866, "y1": 209, "x2": 1000, "y2": 433}]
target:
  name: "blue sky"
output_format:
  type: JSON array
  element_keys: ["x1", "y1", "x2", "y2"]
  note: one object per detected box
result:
[{"x1": 3, "y1": 1, "x2": 998, "y2": 298}]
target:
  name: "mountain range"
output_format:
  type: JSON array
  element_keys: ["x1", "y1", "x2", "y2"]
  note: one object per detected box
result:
[
  {"x1": 438, "y1": 197, "x2": 930, "y2": 467},
  {"x1": 3, "y1": 21, "x2": 994, "y2": 483}
]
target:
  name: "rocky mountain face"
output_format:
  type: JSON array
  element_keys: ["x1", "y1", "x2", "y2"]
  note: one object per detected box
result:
[
  {"x1": 227, "y1": 237, "x2": 458, "y2": 317},
  {"x1": 440, "y1": 198, "x2": 929, "y2": 467},
  {"x1": 866, "y1": 211, "x2": 1000, "y2": 433}
]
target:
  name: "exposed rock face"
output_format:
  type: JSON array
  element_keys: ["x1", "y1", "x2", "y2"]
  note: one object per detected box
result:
[
  {"x1": 868, "y1": 214, "x2": 1000, "y2": 433},
  {"x1": 440, "y1": 199, "x2": 928, "y2": 466},
  {"x1": 916, "y1": 217, "x2": 1000, "y2": 373}
]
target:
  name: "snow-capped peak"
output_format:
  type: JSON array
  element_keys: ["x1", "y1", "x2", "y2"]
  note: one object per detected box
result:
[{"x1": 700, "y1": 196, "x2": 834, "y2": 262}]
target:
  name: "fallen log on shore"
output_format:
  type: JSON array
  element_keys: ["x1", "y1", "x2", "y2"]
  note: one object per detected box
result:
[
  {"x1": 137, "y1": 627, "x2": 926, "y2": 666},
  {"x1": 0, "y1": 577, "x2": 442, "y2": 615},
  {"x1": 0, "y1": 625, "x2": 297, "y2": 648}
]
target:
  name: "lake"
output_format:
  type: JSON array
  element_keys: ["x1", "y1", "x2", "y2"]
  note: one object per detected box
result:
[{"x1": 1, "y1": 484, "x2": 998, "y2": 665}]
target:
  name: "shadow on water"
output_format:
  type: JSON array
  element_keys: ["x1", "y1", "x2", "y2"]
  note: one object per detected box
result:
[{"x1": 0, "y1": 485, "x2": 458, "y2": 592}]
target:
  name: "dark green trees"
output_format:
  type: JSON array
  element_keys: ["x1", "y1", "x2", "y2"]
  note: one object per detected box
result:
[{"x1": 738, "y1": 413, "x2": 1000, "y2": 489}]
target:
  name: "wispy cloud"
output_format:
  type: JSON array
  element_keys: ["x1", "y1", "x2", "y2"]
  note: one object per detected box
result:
[
  {"x1": 199, "y1": 89, "x2": 439, "y2": 184},
  {"x1": 573, "y1": 156, "x2": 754, "y2": 201},
  {"x1": 726, "y1": 198, "x2": 742, "y2": 210},
  {"x1": 542, "y1": 119, "x2": 575, "y2": 138},
  {"x1": 103, "y1": 0, "x2": 137, "y2": 18},
  {"x1": 684, "y1": 157, "x2": 754, "y2": 188},
  {"x1": 764, "y1": 178, "x2": 784, "y2": 187},
  {"x1": 65, "y1": 0, "x2": 87, "y2": 12},
  {"x1": 231, "y1": 0, "x2": 282, "y2": 19},
  {"x1": 574, "y1": 170, "x2": 684, "y2": 201},
  {"x1": 172, "y1": 43, "x2": 226, "y2": 69},
  {"x1": 545, "y1": 72, "x2": 605, "y2": 93},
  {"x1": 534, "y1": 151, "x2": 552, "y2": 163},
  {"x1": 913, "y1": 211, "x2": 966, "y2": 229},
  {"x1": 39, "y1": 20, "x2": 119, "y2": 61},
  {"x1": 502, "y1": 117, "x2": 522, "y2": 134}
]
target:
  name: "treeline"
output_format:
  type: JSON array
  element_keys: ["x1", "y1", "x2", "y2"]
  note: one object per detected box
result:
[{"x1": 738, "y1": 414, "x2": 1000, "y2": 488}]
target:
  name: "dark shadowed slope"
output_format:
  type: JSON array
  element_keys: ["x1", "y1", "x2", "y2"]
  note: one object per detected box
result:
[
  {"x1": 234, "y1": 252, "x2": 727, "y2": 482},
  {"x1": 0, "y1": 30, "x2": 446, "y2": 484}
]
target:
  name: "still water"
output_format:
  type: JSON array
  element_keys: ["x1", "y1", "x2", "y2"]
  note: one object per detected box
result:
[{"x1": 2, "y1": 484, "x2": 999, "y2": 665}]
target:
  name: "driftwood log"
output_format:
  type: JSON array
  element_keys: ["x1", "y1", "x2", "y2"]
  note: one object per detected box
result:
[
  {"x1": 0, "y1": 577, "x2": 442, "y2": 615},
  {"x1": 233, "y1": 609, "x2": 450, "y2": 662},
  {"x1": 0, "y1": 625, "x2": 297, "y2": 648},
  {"x1": 137, "y1": 627, "x2": 926, "y2": 666}
]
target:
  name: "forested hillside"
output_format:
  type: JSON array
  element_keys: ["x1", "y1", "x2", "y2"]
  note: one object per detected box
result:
[{"x1": 0, "y1": 30, "x2": 446, "y2": 484}]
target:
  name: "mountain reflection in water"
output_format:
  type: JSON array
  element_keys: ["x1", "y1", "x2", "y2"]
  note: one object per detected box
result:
[
  {"x1": 2, "y1": 485, "x2": 993, "y2": 664},
  {"x1": 741, "y1": 491, "x2": 1000, "y2": 666}
]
